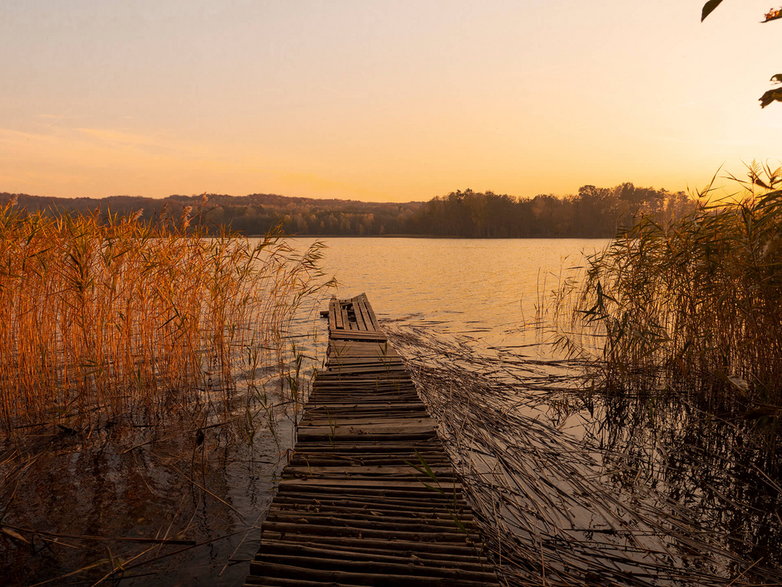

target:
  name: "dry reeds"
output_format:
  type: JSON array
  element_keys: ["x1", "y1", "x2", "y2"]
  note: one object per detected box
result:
[
  {"x1": 568, "y1": 164, "x2": 782, "y2": 412},
  {"x1": 0, "y1": 201, "x2": 330, "y2": 434},
  {"x1": 387, "y1": 325, "x2": 782, "y2": 586}
]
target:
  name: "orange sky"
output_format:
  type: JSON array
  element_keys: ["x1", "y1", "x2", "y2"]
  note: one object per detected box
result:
[{"x1": 1, "y1": 1, "x2": 779, "y2": 202}]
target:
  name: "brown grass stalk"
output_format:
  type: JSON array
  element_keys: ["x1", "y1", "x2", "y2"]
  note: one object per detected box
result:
[{"x1": 0, "y1": 203, "x2": 331, "y2": 435}]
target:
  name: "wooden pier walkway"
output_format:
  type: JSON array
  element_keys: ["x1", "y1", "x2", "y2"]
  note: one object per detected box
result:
[{"x1": 245, "y1": 294, "x2": 499, "y2": 586}]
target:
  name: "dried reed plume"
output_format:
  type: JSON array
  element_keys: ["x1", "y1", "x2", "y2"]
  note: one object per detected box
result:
[
  {"x1": 0, "y1": 202, "x2": 330, "y2": 434},
  {"x1": 567, "y1": 163, "x2": 782, "y2": 413}
]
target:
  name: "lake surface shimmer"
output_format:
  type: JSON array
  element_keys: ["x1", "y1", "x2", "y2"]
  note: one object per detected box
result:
[{"x1": 297, "y1": 237, "x2": 606, "y2": 349}]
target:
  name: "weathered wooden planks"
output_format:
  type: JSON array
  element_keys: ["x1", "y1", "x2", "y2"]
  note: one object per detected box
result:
[
  {"x1": 245, "y1": 295, "x2": 498, "y2": 586},
  {"x1": 326, "y1": 293, "x2": 387, "y2": 340}
]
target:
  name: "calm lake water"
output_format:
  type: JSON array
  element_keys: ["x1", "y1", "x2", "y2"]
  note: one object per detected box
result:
[
  {"x1": 294, "y1": 236, "x2": 606, "y2": 350},
  {"x1": 2, "y1": 237, "x2": 779, "y2": 586},
  {"x1": 291, "y1": 237, "x2": 782, "y2": 586}
]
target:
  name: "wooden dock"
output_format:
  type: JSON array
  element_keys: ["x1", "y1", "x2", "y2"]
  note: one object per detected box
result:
[{"x1": 245, "y1": 294, "x2": 499, "y2": 586}]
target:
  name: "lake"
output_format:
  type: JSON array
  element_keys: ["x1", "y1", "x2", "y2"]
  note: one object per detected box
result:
[
  {"x1": 293, "y1": 236, "x2": 605, "y2": 347},
  {"x1": 1, "y1": 236, "x2": 779, "y2": 586},
  {"x1": 291, "y1": 237, "x2": 781, "y2": 586}
]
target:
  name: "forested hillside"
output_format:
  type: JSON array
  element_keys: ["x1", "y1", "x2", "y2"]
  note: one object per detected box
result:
[
  {"x1": 0, "y1": 183, "x2": 695, "y2": 237},
  {"x1": 413, "y1": 184, "x2": 696, "y2": 237}
]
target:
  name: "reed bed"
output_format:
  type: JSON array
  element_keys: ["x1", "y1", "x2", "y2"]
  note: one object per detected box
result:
[
  {"x1": 0, "y1": 200, "x2": 330, "y2": 435},
  {"x1": 564, "y1": 165, "x2": 782, "y2": 414},
  {"x1": 387, "y1": 325, "x2": 782, "y2": 586}
]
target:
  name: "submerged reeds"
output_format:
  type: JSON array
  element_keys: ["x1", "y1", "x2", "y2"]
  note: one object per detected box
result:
[
  {"x1": 0, "y1": 201, "x2": 329, "y2": 434},
  {"x1": 388, "y1": 325, "x2": 782, "y2": 586},
  {"x1": 566, "y1": 165, "x2": 782, "y2": 412}
]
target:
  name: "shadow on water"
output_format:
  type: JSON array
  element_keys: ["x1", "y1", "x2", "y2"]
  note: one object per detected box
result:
[
  {"x1": 594, "y1": 394, "x2": 782, "y2": 577},
  {"x1": 386, "y1": 324, "x2": 782, "y2": 586},
  {"x1": 0, "y1": 319, "x2": 326, "y2": 586},
  {"x1": 2, "y1": 421, "x2": 289, "y2": 586}
]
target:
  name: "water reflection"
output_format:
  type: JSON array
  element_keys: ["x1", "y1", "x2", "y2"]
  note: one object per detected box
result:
[
  {"x1": 387, "y1": 323, "x2": 782, "y2": 585},
  {"x1": 4, "y1": 237, "x2": 778, "y2": 585},
  {"x1": 0, "y1": 322, "x2": 323, "y2": 585},
  {"x1": 594, "y1": 395, "x2": 782, "y2": 581}
]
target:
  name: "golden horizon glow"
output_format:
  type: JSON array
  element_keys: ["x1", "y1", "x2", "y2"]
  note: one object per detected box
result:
[{"x1": 1, "y1": 1, "x2": 780, "y2": 202}]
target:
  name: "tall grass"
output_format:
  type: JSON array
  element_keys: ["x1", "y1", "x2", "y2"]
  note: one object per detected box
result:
[
  {"x1": 0, "y1": 200, "x2": 329, "y2": 434},
  {"x1": 568, "y1": 165, "x2": 782, "y2": 411}
]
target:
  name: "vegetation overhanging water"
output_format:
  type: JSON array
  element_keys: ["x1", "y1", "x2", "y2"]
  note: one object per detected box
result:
[
  {"x1": 0, "y1": 172, "x2": 780, "y2": 585},
  {"x1": 0, "y1": 204, "x2": 333, "y2": 585}
]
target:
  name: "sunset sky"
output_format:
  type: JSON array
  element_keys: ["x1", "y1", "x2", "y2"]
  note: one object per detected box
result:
[{"x1": 1, "y1": 1, "x2": 779, "y2": 202}]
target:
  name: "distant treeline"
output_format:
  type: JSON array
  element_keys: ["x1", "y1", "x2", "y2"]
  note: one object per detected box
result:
[
  {"x1": 410, "y1": 185, "x2": 696, "y2": 237},
  {"x1": 0, "y1": 183, "x2": 696, "y2": 238}
]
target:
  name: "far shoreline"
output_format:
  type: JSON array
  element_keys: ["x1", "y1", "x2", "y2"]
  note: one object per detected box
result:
[{"x1": 250, "y1": 234, "x2": 614, "y2": 240}]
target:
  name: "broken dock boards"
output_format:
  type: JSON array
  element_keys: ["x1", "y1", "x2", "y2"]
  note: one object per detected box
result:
[{"x1": 245, "y1": 294, "x2": 499, "y2": 586}]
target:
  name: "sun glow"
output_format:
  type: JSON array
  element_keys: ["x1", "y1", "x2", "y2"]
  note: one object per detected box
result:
[{"x1": 1, "y1": 1, "x2": 779, "y2": 201}]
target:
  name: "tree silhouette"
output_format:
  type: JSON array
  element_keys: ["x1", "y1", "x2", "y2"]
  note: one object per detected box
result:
[{"x1": 701, "y1": 1, "x2": 782, "y2": 108}]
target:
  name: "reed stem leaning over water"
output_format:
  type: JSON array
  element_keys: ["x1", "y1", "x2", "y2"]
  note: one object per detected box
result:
[
  {"x1": 567, "y1": 164, "x2": 782, "y2": 413},
  {"x1": 0, "y1": 201, "x2": 329, "y2": 435}
]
